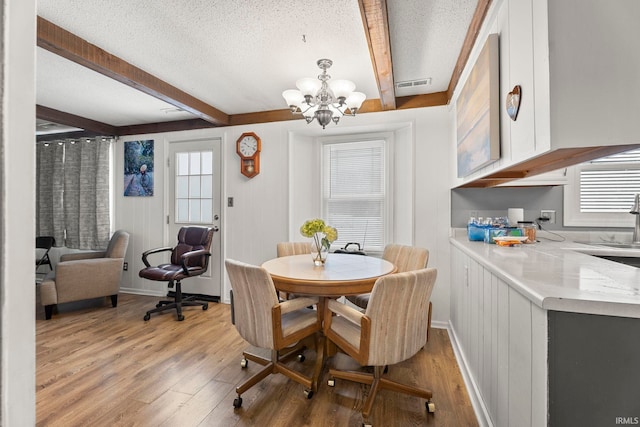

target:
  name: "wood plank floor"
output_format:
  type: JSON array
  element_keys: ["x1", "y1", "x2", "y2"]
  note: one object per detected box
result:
[{"x1": 36, "y1": 293, "x2": 479, "y2": 427}]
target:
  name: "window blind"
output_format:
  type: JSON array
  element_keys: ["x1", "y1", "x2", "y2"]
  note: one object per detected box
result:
[
  {"x1": 323, "y1": 140, "x2": 386, "y2": 251},
  {"x1": 579, "y1": 148, "x2": 640, "y2": 213}
]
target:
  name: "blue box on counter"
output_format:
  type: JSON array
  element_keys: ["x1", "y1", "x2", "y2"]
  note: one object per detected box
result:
[
  {"x1": 467, "y1": 224, "x2": 490, "y2": 241},
  {"x1": 484, "y1": 227, "x2": 524, "y2": 244}
]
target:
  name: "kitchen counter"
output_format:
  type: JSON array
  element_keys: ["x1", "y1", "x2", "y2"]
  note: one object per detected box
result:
[{"x1": 450, "y1": 233, "x2": 640, "y2": 318}]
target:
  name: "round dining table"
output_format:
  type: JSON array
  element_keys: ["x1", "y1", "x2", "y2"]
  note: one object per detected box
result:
[
  {"x1": 261, "y1": 253, "x2": 396, "y2": 297},
  {"x1": 261, "y1": 253, "x2": 396, "y2": 392}
]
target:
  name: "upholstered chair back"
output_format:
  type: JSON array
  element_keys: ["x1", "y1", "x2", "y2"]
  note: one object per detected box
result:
[
  {"x1": 382, "y1": 244, "x2": 429, "y2": 273},
  {"x1": 105, "y1": 230, "x2": 130, "y2": 258},
  {"x1": 172, "y1": 227, "x2": 214, "y2": 268},
  {"x1": 364, "y1": 268, "x2": 437, "y2": 366},
  {"x1": 276, "y1": 242, "x2": 312, "y2": 257},
  {"x1": 225, "y1": 259, "x2": 280, "y2": 349}
]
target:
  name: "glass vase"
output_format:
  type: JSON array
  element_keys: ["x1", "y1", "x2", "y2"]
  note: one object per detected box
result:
[{"x1": 311, "y1": 233, "x2": 329, "y2": 266}]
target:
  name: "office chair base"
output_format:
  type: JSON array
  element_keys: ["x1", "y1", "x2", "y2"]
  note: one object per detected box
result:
[
  {"x1": 233, "y1": 344, "x2": 316, "y2": 409},
  {"x1": 143, "y1": 282, "x2": 208, "y2": 321},
  {"x1": 328, "y1": 365, "x2": 434, "y2": 419}
]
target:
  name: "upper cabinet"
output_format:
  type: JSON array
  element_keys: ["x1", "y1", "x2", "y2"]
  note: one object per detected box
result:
[{"x1": 453, "y1": 0, "x2": 640, "y2": 188}]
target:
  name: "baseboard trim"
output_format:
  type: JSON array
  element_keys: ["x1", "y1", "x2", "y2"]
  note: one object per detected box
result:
[
  {"x1": 119, "y1": 287, "x2": 165, "y2": 297},
  {"x1": 447, "y1": 321, "x2": 494, "y2": 427}
]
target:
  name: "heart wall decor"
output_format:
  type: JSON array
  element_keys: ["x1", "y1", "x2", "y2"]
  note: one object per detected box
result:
[{"x1": 506, "y1": 85, "x2": 521, "y2": 121}]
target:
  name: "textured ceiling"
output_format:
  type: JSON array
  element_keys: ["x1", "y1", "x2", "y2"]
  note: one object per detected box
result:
[{"x1": 36, "y1": 0, "x2": 478, "y2": 129}]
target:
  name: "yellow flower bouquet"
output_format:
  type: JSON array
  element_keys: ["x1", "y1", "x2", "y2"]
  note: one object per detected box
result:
[{"x1": 300, "y1": 218, "x2": 338, "y2": 266}]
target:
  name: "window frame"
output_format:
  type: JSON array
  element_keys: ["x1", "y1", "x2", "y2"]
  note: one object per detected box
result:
[
  {"x1": 563, "y1": 151, "x2": 640, "y2": 227},
  {"x1": 319, "y1": 134, "x2": 393, "y2": 253}
]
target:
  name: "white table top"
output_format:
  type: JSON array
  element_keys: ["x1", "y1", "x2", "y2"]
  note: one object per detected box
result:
[
  {"x1": 261, "y1": 253, "x2": 396, "y2": 297},
  {"x1": 262, "y1": 253, "x2": 395, "y2": 281}
]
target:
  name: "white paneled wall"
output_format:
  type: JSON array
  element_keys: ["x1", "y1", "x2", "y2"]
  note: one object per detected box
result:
[
  {"x1": 450, "y1": 245, "x2": 548, "y2": 427},
  {"x1": 114, "y1": 107, "x2": 453, "y2": 324}
]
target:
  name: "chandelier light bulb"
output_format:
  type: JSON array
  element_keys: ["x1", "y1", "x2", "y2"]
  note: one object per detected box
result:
[
  {"x1": 346, "y1": 92, "x2": 366, "y2": 114},
  {"x1": 329, "y1": 79, "x2": 355, "y2": 101},
  {"x1": 296, "y1": 78, "x2": 322, "y2": 97},
  {"x1": 282, "y1": 89, "x2": 304, "y2": 111}
]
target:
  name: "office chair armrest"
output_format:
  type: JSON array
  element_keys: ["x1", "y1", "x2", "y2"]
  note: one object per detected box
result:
[
  {"x1": 327, "y1": 298, "x2": 364, "y2": 326},
  {"x1": 141, "y1": 247, "x2": 173, "y2": 267},
  {"x1": 180, "y1": 249, "x2": 211, "y2": 275},
  {"x1": 279, "y1": 296, "x2": 319, "y2": 314}
]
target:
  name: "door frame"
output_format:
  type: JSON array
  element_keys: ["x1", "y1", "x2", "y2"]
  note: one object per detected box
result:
[{"x1": 164, "y1": 135, "x2": 225, "y2": 300}]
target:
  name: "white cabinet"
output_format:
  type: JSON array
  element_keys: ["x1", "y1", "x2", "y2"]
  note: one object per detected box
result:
[
  {"x1": 454, "y1": 0, "x2": 640, "y2": 188},
  {"x1": 450, "y1": 245, "x2": 547, "y2": 426}
]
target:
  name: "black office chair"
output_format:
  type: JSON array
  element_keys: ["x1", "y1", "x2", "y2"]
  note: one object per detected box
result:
[
  {"x1": 139, "y1": 226, "x2": 215, "y2": 321},
  {"x1": 36, "y1": 236, "x2": 56, "y2": 271}
]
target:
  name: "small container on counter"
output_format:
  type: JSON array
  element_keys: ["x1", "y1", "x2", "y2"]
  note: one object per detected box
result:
[
  {"x1": 484, "y1": 227, "x2": 524, "y2": 244},
  {"x1": 517, "y1": 221, "x2": 537, "y2": 243}
]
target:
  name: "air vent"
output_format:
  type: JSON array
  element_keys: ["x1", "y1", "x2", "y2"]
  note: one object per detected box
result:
[{"x1": 395, "y1": 78, "x2": 432, "y2": 89}]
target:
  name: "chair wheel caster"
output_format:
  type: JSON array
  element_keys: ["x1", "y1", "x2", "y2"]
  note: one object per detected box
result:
[
  {"x1": 303, "y1": 389, "x2": 313, "y2": 399},
  {"x1": 143, "y1": 313, "x2": 150, "y2": 321},
  {"x1": 233, "y1": 397, "x2": 242, "y2": 408},
  {"x1": 202, "y1": 304, "x2": 209, "y2": 310},
  {"x1": 240, "y1": 358, "x2": 248, "y2": 368},
  {"x1": 297, "y1": 354, "x2": 305, "y2": 362},
  {"x1": 327, "y1": 378, "x2": 335, "y2": 387},
  {"x1": 155, "y1": 303, "x2": 162, "y2": 308},
  {"x1": 177, "y1": 315, "x2": 185, "y2": 321},
  {"x1": 426, "y1": 400, "x2": 435, "y2": 413}
]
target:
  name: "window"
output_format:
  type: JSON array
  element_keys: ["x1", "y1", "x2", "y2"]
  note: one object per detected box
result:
[
  {"x1": 322, "y1": 139, "x2": 390, "y2": 252},
  {"x1": 175, "y1": 150, "x2": 213, "y2": 224},
  {"x1": 564, "y1": 147, "x2": 640, "y2": 227}
]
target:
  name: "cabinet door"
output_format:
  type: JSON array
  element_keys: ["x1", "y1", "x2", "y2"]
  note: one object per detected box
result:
[{"x1": 507, "y1": 0, "x2": 537, "y2": 162}]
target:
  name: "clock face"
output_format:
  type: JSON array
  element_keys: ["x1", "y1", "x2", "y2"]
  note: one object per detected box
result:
[{"x1": 239, "y1": 136, "x2": 258, "y2": 157}]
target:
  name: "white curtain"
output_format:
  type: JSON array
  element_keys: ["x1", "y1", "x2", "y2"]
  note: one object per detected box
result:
[{"x1": 36, "y1": 137, "x2": 111, "y2": 249}]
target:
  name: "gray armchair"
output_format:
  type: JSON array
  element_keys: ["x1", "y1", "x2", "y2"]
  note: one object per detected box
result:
[{"x1": 39, "y1": 230, "x2": 130, "y2": 319}]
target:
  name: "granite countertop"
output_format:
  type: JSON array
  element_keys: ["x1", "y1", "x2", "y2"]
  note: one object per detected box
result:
[{"x1": 450, "y1": 231, "x2": 640, "y2": 318}]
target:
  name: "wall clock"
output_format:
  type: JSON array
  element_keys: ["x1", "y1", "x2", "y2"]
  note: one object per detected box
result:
[{"x1": 236, "y1": 132, "x2": 261, "y2": 178}]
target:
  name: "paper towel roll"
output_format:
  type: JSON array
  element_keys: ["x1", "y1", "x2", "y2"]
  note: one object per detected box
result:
[{"x1": 508, "y1": 208, "x2": 524, "y2": 226}]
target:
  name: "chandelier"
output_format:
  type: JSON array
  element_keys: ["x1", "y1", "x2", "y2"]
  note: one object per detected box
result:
[{"x1": 282, "y1": 59, "x2": 366, "y2": 129}]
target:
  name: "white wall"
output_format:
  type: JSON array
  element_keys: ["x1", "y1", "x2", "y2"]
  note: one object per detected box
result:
[
  {"x1": 1, "y1": 0, "x2": 37, "y2": 424},
  {"x1": 114, "y1": 106, "x2": 453, "y2": 323}
]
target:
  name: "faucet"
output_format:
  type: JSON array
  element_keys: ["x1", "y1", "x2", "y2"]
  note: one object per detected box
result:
[{"x1": 631, "y1": 194, "x2": 640, "y2": 244}]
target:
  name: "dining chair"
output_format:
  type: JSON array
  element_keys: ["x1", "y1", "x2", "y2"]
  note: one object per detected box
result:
[
  {"x1": 139, "y1": 226, "x2": 214, "y2": 321},
  {"x1": 36, "y1": 236, "x2": 56, "y2": 271},
  {"x1": 276, "y1": 241, "x2": 312, "y2": 299},
  {"x1": 325, "y1": 268, "x2": 438, "y2": 424},
  {"x1": 225, "y1": 259, "x2": 322, "y2": 408},
  {"x1": 346, "y1": 244, "x2": 432, "y2": 340},
  {"x1": 276, "y1": 241, "x2": 312, "y2": 257}
]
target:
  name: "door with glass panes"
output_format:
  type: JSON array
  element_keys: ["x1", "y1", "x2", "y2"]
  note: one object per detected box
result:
[{"x1": 168, "y1": 138, "x2": 221, "y2": 298}]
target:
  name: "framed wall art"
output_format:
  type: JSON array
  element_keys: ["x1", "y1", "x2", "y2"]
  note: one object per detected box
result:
[
  {"x1": 456, "y1": 33, "x2": 501, "y2": 177},
  {"x1": 124, "y1": 140, "x2": 154, "y2": 196}
]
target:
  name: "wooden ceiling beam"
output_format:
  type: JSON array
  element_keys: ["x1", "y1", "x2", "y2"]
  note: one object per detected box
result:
[
  {"x1": 116, "y1": 119, "x2": 216, "y2": 136},
  {"x1": 358, "y1": 0, "x2": 396, "y2": 110},
  {"x1": 37, "y1": 16, "x2": 229, "y2": 126},
  {"x1": 36, "y1": 104, "x2": 117, "y2": 136},
  {"x1": 446, "y1": 0, "x2": 493, "y2": 102}
]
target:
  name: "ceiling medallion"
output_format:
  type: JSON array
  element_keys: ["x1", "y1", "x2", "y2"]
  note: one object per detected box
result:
[{"x1": 282, "y1": 59, "x2": 366, "y2": 129}]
